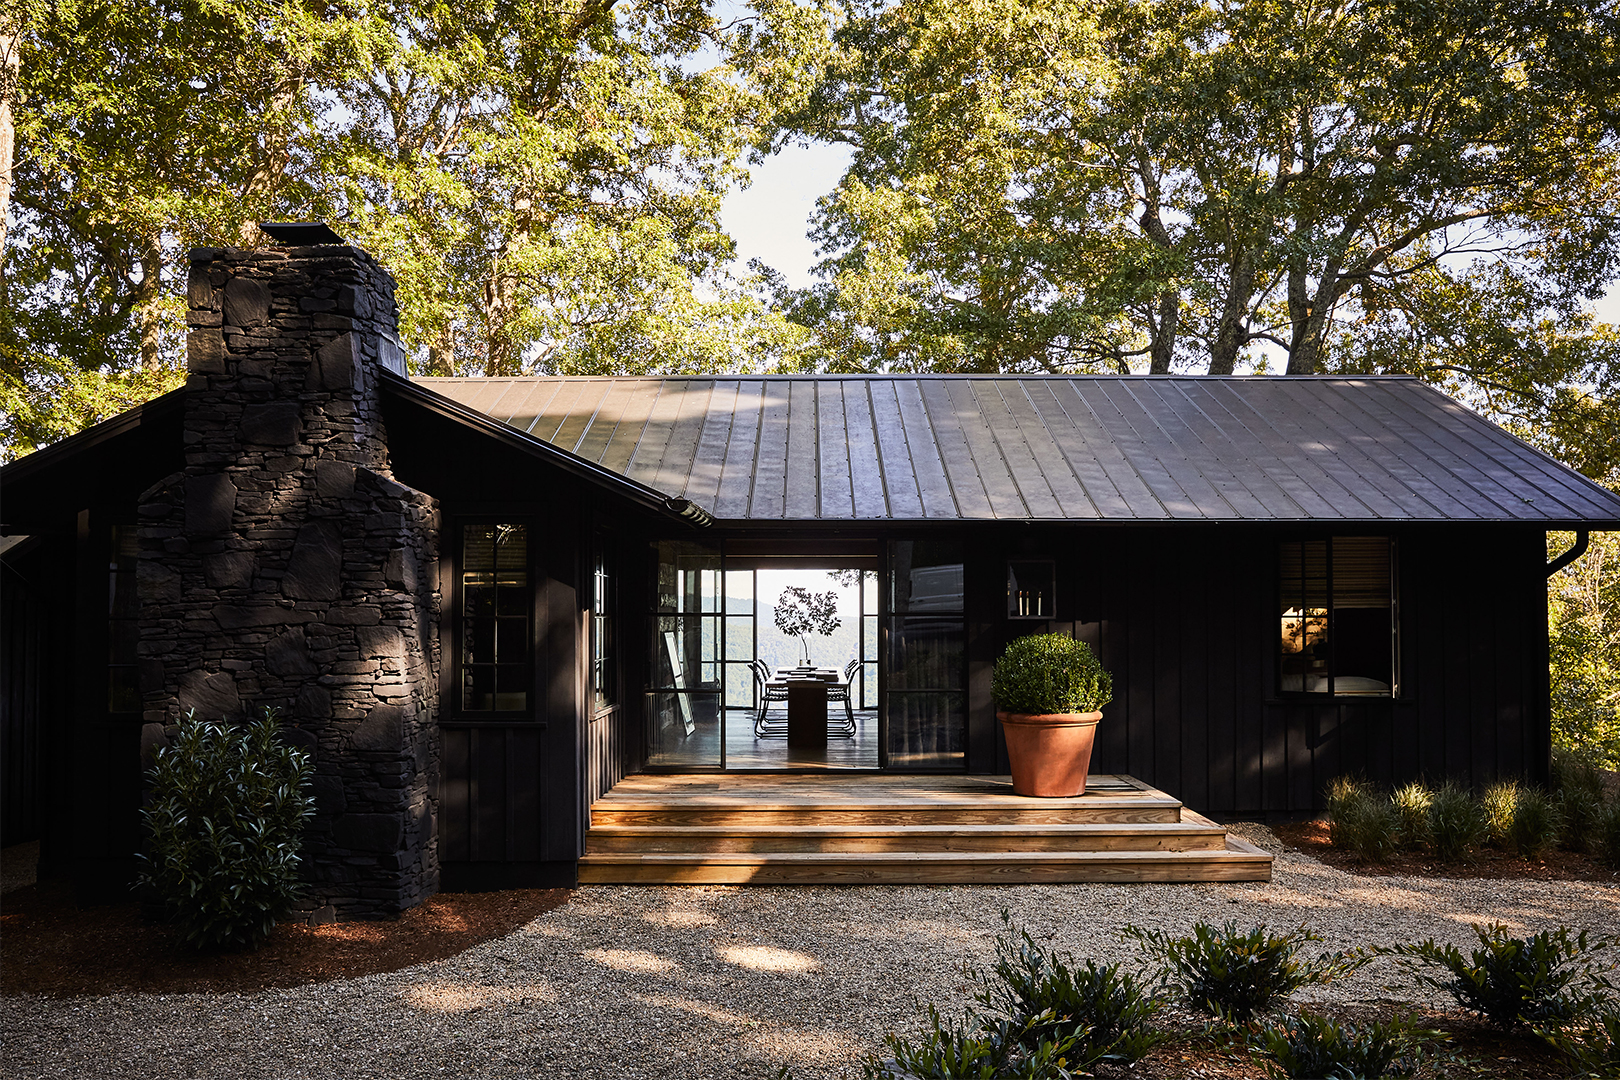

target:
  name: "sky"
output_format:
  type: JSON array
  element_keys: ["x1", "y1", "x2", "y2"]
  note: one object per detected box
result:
[{"x1": 719, "y1": 142, "x2": 1620, "y2": 326}]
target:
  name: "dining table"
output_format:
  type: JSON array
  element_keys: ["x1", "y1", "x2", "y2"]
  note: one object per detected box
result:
[{"x1": 768, "y1": 667, "x2": 846, "y2": 751}]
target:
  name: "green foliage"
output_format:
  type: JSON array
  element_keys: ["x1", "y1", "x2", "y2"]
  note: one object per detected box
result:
[
  {"x1": 862, "y1": 917, "x2": 1162, "y2": 1079},
  {"x1": 1325, "y1": 777, "x2": 1401, "y2": 863},
  {"x1": 773, "y1": 0, "x2": 1620, "y2": 395},
  {"x1": 1481, "y1": 781, "x2": 1521, "y2": 848},
  {"x1": 1597, "y1": 801, "x2": 1620, "y2": 870},
  {"x1": 975, "y1": 920, "x2": 1167, "y2": 1070},
  {"x1": 990, "y1": 634, "x2": 1112, "y2": 716},
  {"x1": 1536, "y1": 1007, "x2": 1620, "y2": 1079},
  {"x1": 1509, "y1": 787, "x2": 1564, "y2": 859},
  {"x1": 1391, "y1": 782, "x2": 1434, "y2": 849},
  {"x1": 5, "y1": 0, "x2": 818, "y2": 461},
  {"x1": 863, "y1": 1005, "x2": 1079, "y2": 1080},
  {"x1": 1548, "y1": 532, "x2": 1620, "y2": 771},
  {"x1": 1124, "y1": 921, "x2": 1365, "y2": 1024},
  {"x1": 1380, "y1": 925, "x2": 1617, "y2": 1029},
  {"x1": 1252, "y1": 1009, "x2": 1446, "y2": 1080},
  {"x1": 138, "y1": 710, "x2": 315, "y2": 951},
  {"x1": 1426, "y1": 783, "x2": 1489, "y2": 863},
  {"x1": 1551, "y1": 750, "x2": 1609, "y2": 854}
]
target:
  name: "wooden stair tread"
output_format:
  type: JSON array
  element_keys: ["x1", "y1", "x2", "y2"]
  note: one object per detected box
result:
[
  {"x1": 581, "y1": 846, "x2": 1269, "y2": 865},
  {"x1": 588, "y1": 822, "x2": 1225, "y2": 837}
]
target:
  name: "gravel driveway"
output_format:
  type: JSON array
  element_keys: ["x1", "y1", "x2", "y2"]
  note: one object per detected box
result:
[{"x1": 4, "y1": 825, "x2": 1616, "y2": 1080}]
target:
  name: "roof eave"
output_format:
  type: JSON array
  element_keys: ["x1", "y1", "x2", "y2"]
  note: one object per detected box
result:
[{"x1": 385, "y1": 373, "x2": 711, "y2": 527}]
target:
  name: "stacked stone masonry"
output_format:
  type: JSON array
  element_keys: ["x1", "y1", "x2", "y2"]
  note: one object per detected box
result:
[{"x1": 136, "y1": 243, "x2": 440, "y2": 918}]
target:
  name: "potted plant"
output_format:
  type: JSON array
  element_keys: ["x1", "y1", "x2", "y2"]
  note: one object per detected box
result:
[{"x1": 991, "y1": 632, "x2": 1113, "y2": 797}]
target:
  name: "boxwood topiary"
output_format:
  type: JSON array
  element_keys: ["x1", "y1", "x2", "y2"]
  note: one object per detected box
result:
[
  {"x1": 138, "y1": 709, "x2": 315, "y2": 951},
  {"x1": 991, "y1": 633, "x2": 1113, "y2": 716}
]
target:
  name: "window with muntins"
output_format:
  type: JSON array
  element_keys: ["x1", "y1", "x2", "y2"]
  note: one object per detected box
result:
[
  {"x1": 1278, "y1": 537, "x2": 1396, "y2": 696},
  {"x1": 461, "y1": 524, "x2": 531, "y2": 713},
  {"x1": 593, "y1": 541, "x2": 615, "y2": 713}
]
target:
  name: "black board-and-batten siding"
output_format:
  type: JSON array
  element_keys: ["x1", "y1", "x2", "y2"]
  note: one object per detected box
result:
[{"x1": 958, "y1": 523, "x2": 1549, "y2": 818}]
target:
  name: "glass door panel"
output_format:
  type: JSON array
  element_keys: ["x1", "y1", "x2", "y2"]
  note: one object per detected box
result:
[
  {"x1": 646, "y1": 541, "x2": 723, "y2": 767},
  {"x1": 886, "y1": 541, "x2": 966, "y2": 769}
]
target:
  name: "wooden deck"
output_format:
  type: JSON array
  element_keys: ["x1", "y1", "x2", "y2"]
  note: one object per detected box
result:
[{"x1": 580, "y1": 774, "x2": 1272, "y2": 885}]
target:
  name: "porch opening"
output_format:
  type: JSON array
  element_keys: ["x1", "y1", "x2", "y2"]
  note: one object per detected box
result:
[{"x1": 644, "y1": 540, "x2": 968, "y2": 772}]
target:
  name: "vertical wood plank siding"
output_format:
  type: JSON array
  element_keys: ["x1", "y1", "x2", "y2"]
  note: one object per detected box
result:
[{"x1": 969, "y1": 523, "x2": 1549, "y2": 817}]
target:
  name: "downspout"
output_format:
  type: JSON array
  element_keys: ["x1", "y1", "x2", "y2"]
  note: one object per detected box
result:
[{"x1": 1547, "y1": 528, "x2": 1590, "y2": 577}]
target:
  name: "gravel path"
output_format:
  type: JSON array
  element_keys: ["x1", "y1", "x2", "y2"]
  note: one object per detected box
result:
[{"x1": 4, "y1": 826, "x2": 1616, "y2": 1080}]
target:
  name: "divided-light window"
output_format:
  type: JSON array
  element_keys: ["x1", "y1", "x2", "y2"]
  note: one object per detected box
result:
[
  {"x1": 1278, "y1": 537, "x2": 1396, "y2": 697},
  {"x1": 461, "y1": 524, "x2": 532, "y2": 713}
]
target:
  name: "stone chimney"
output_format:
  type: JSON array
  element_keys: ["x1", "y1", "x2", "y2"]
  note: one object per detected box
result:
[{"x1": 136, "y1": 228, "x2": 440, "y2": 917}]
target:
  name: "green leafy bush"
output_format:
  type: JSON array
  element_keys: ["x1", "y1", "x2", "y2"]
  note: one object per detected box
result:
[
  {"x1": 976, "y1": 922, "x2": 1166, "y2": 1070},
  {"x1": 1252, "y1": 1009, "x2": 1446, "y2": 1080},
  {"x1": 1380, "y1": 924, "x2": 1616, "y2": 1029},
  {"x1": 1596, "y1": 800, "x2": 1620, "y2": 870},
  {"x1": 990, "y1": 633, "x2": 1112, "y2": 716},
  {"x1": 1481, "y1": 781, "x2": 1520, "y2": 847},
  {"x1": 138, "y1": 710, "x2": 315, "y2": 950},
  {"x1": 1427, "y1": 782, "x2": 1488, "y2": 862},
  {"x1": 864, "y1": 1005, "x2": 1077, "y2": 1080},
  {"x1": 1391, "y1": 781, "x2": 1433, "y2": 849},
  {"x1": 1325, "y1": 777, "x2": 1401, "y2": 863},
  {"x1": 1509, "y1": 786, "x2": 1564, "y2": 859},
  {"x1": 1125, "y1": 921, "x2": 1365, "y2": 1024},
  {"x1": 1536, "y1": 1006, "x2": 1620, "y2": 1079}
]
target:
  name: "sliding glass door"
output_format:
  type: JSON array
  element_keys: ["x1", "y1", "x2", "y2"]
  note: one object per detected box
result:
[
  {"x1": 646, "y1": 540, "x2": 723, "y2": 767},
  {"x1": 886, "y1": 540, "x2": 966, "y2": 769}
]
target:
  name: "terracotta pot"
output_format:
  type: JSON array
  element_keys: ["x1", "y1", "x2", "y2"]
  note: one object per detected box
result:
[{"x1": 997, "y1": 710, "x2": 1102, "y2": 797}]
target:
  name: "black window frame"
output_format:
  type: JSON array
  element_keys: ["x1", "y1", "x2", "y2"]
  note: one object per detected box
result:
[
  {"x1": 1277, "y1": 535, "x2": 1399, "y2": 699},
  {"x1": 451, "y1": 518, "x2": 537, "y2": 719}
]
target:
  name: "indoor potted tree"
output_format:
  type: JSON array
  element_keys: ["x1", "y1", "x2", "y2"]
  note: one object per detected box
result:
[{"x1": 991, "y1": 632, "x2": 1113, "y2": 797}]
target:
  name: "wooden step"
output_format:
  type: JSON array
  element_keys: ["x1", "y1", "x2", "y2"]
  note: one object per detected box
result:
[
  {"x1": 578, "y1": 837, "x2": 1274, "y2": 885},
  {"x1": 581, "y1": 774, "x2": 1273, "y2": 885},
  {"x1": 588, "y1": 798, "x2": 1186, "y2": 828},
  {"x1": 586, "y1": 821, "x2": 1231, "y2": 854}
]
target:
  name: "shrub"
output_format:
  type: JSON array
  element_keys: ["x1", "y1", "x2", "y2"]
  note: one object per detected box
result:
[
  {"x1": 1326, "y1": 777, "x2": 1400, "y2": 863},
  {"x1": 1391, "y1": 781, "x2": 1433, "y2": 848},
  {"x1": 1553, "y1": 751, "x2": 1610, "y2": 854},
  {"x1": 1252, "y1": 1009, "x2": 1447, "y2": 1080},
  {"x1": 990, "y1": 633, "x2": 1112, "y2": 715},
  {"x1": 1536, "y1": 1006, "x2": 1620, "y2": 1079},
  {"x1": 1597, "y1": 800, "x2": 1620, "y2": 870},
  {"x1": 1427, "y1": 782, "x2": 1488, "y2": 862},
  {"x1": 1380, "y1": 924, "x2": 1616, "y2": 1028},
  {"x1": 1125, "y1": 921, "x2": 1365, "y2": 1024},
  {"x1": 1481, "y1": 781, "x2": 1520, "y2": 847},
  {"x1": 976, "y1": 922, "x2": 1166, "y2": 1069},
  {"x1": 864, "y1": 1005, "x2": 1073, "y2": 1080},
  {"x1": 138, "y1": 710, "x2": 315, "y2": 950},
  {"x1": 1509, "y1": 786, "x2": 1564, "y2": 859}
]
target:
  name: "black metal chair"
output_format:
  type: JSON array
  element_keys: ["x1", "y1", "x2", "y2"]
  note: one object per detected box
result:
[
  {"x1": 824, "y1": 658, "x2": 862, "y2": 738},
  {"x1": 751, "y1": 659, "x2": 790, "y2": 737}
]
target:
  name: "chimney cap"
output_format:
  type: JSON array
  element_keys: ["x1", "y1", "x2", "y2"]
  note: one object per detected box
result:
[{"x1": 259, "y1": 222, "x2": 348, "y2": 246}]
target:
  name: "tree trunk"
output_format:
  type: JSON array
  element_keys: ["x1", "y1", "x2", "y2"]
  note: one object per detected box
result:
[
  {"x1": 1135, "y1": 150, "x2": 1178, "y2": 373},
  {"x1": 236, "y1": 66, "x2": 304, "y2": 244},
  {"x1": 1149, "y1": 289, "x2": 1178, "y2": 374},
  {"x1": 1208, "y1": 245, "x2": 1258, "y2": 375},
  {"x1": 134, "y1": 232, "x2": 166, "y2": 370}
]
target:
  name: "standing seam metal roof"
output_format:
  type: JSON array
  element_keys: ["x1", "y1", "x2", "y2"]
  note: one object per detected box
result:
[{"x1": 415, "y1": 375, "x2": 1620, "y2": 525}]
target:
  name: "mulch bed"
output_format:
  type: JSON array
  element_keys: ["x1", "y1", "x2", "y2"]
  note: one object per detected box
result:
[
  {"x1": 1271, "y1": 819, "x2": 1620, "y2": 884},
  {"x1": 1, "y1": 878, "x2": 569, "y2": 996}
]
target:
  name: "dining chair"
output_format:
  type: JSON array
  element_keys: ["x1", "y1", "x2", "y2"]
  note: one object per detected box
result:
[
  {"x1": 751, "y1": 659, "x2": 789, "y2": 737},
  {"x1": 824, "y1": 657, "x2": 861, "y2": 737}
]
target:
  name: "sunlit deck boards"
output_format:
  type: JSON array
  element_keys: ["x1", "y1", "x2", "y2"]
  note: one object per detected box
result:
[{"x1": 580, "y1": 774, "x2": 1272, "y2": 885}]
